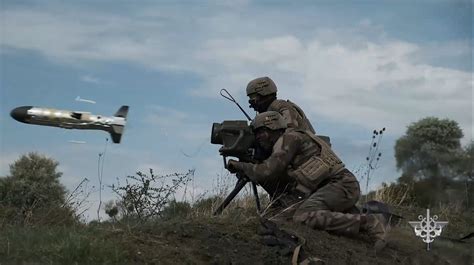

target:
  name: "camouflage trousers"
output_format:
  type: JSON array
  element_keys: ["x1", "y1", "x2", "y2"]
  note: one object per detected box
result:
[{"x1": 290, "y1": 170, "x2": 362, "y2": 236}]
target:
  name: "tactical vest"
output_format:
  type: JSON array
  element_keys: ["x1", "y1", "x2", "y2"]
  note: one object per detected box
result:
[{"x1": 288, "y1": 130, "x2": 345, "y2": 195}]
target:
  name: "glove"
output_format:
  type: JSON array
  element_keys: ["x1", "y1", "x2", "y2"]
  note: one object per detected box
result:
[{"x1": 227, "y1": 159, "x2": 240, "y2": 173}]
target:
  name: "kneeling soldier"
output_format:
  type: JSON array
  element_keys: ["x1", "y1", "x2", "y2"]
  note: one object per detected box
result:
[{"x1": 227, "y1": 111, "x2": 389, "y2": 250}]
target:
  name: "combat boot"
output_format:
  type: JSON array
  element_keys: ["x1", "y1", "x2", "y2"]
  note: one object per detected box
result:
[{"x1": 361, "y1": 214, "x2": 390, "y2": 251}]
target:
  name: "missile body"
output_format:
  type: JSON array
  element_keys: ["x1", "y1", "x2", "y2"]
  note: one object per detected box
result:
[{"x1": 10, "y1": 106, "x2": 129, "y2": 143}]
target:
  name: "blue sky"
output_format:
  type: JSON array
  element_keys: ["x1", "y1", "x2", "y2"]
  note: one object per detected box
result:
[{"x1": 1, "y1": 0, "x2": 472, "y2": 220}]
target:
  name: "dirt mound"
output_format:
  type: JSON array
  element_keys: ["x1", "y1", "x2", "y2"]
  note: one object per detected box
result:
[
  {"x1": 113, "y1": 211, "x2": 472, "y2": 265},
  {"x1": 276, "y1": 220, "x2": 472, "y2": 265},
  {"x1": 118, "y1": 216, "x2": 287, "y2": 265}
]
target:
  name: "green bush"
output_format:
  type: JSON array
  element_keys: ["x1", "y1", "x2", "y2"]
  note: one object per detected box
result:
[
  {"x1": 110, "y1": 169, "x2": 194, "y2": 221},
  {"x1": 0, "y1": 152, "x2": 76, "y2": 226},
  {"x1": 160, "y1": 200, "x2": 192, "y2": 220}
]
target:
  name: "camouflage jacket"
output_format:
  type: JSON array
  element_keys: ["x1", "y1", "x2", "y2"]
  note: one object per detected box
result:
[
  {"x1": 233, "y1": 130, "x2": 320, "y2": 195},
  {"x1": 266, "y1": 99, "x2": 315, "y2": 134}
]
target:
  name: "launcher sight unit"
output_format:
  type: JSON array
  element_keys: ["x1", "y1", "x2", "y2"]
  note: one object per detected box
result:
[{"x1": 211, "y1": 120, "x2": 255, "y2": 162}]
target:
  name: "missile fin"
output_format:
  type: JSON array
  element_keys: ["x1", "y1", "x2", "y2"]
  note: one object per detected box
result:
[
  {"x1": 110, "y1": 124, "x2": 124, "y2": 143},
  {"x1": 114, "y1": 106, "x2": 129, "y2": 118},
  {"x1": 110, "y1": 132, "x2": 122, "y2": 144}
]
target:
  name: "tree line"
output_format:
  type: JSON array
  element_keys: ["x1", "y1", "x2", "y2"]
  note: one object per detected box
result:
[{"x1": 393, "y1": 117, "x2": 473, "y2": 208}]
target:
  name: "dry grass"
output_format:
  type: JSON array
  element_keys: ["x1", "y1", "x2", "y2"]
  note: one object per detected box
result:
[{"x1": 372, "y1": 182, "x2": 414, "y2": 206}]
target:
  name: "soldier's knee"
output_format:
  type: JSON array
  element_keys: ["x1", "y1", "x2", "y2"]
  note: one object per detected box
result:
[
  {"x1": 296, "y1": 199, "x2": 328, "y2": 214},
  {"x1": 293, "y1": 210, "x2": 329, "y2": 230}
]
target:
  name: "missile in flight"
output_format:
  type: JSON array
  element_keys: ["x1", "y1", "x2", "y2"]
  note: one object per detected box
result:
[{"x1": 10, "y1": 105, "x2": 129, "y2": 143}]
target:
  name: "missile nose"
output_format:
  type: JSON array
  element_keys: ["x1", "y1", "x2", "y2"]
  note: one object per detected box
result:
[{"x1": 10, "y1": 106, "x2": 32, "y2": 123}]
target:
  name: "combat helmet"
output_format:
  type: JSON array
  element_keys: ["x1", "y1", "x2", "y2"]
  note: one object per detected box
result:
[
  {"x1": 251, "y1": 111, "x2": 287, "y2": 131},
  {"x1": 246, "y1": 77, "x2": 277, "y2": 96}
]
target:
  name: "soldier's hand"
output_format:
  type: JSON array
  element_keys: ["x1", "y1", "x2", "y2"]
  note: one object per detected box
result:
[{"x1": 227, "y1": 159, "x2": 240, "y2": 173}]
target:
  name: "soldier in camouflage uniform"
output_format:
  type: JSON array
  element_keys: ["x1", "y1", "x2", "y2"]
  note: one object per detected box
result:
[
  {"x1": 227, "y1": 111, "x2": 389, "y2": 250},
  {"x1": 246, "y1": 76, "x2": 315, "y2": 133}
]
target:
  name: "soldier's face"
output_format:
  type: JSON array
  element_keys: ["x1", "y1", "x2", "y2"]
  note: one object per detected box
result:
[
  {"x1": 248, "y1": 93, "x2": 265, "y2": 112},
  {"x1": 248, "y1": 93, "x2": 259, "y2": 110},
  {"x1": 255, "y1": 128, "x2": 278, "y2": 151}
]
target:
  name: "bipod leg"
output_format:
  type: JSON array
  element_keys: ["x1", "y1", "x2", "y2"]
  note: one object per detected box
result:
[
  {"x1": 213, "y1": 177, "x2": 248, "y2": 215},
  {"x1": 251, "y1": 182, "x2": 261, "y2": 213}
]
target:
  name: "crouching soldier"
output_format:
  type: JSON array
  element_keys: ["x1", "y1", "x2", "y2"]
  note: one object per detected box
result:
[{"x1": 227, "y1": 111, "x2": 389, "y2": 250}]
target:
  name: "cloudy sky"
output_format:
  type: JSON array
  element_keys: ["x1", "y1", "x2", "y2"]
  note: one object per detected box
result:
[{"x1": 1, "y1": 0, "x2": 472, "y2": 220}]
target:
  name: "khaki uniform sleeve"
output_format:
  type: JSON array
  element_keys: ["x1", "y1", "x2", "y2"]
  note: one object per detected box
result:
[{"x1": 233, "y1": 133, "x2": 301, "y2": 184}]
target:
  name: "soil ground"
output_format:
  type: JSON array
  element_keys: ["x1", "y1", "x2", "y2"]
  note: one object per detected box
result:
[
  {"x1": 114, "y1": 207, "x2": 473, "y2": 265},
  {"x1": 1, "y1": 205, "x2": 471, "y2": 264}
]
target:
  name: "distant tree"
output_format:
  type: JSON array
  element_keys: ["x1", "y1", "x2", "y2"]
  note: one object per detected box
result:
[
  {"x1": 393, "y1": 117, "x2": 474, "y2": 208},
  {"x1": 455, "y1": 141, "x2": 474, "y2": 207},
  {"x1": 456, "y1": 141, "x2": 474, "y2": 180},
  {"x1": 0, "y1": 152, "x2": 72, "y2": 225},
  {"x1": 395, "y1": 117, "x2": 463, "y2": 182}
]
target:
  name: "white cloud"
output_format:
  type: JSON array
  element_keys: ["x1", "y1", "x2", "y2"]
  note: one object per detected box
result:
[
  {"x1": 195, "y1": 37, "x2": 472, "y2": 138},
  {"x1": 202, "y1": 36, "x2": 304, "y2": 66},
  {"x1": 80, "y1": 75, "x2": 101, "y2": 84},
  {"x1": 414, "y1": 40, "x2": 472, "y2": 64},
  {"x1": 1, "y1": 8, "x2": 168, "y2": 67},
  {"x1": 299, "y1": 41, "x2": 471, "y2": 135},
  {"x1": 2, "y1": 7, "x2": 469, "y2": 138}
]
